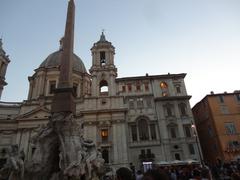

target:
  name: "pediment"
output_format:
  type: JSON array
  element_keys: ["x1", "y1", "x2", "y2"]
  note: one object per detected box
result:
[{"x1": 17, "y1": 106, "x2": 51, "y2": 120}]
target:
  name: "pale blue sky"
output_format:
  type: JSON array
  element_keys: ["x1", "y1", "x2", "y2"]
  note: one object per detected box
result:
[{"x1": 0, "y1": 0, "x2": 240, "y2": 106}]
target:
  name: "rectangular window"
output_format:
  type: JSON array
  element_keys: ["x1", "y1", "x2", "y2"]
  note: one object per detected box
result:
[
  {"x1": 122, "y1": 85, "x2": 126, "y2": 92},
  {"x1": 150, "y1": 124, "x2": 157, "y2": 140},
  {"x1": 235, "y1": 94, "x2": 240, "y2": 102},
  {"x1": 208, "y1": 125, "x2": 214, "y2": 137},
  {"x1": 170, "y1": 127, "x2": 177, "y2": 138},
  {"x1": 220, "y1": 106, "x2": 229, "y2": 114},
  {"x1": 146, "y1": 99, "x2": 152, "y2": 108},
  {"x1": 127, "y1": 84, "x2": 132, "y2": 92},
  {"x1": 129, "y1": 99, "x2": 134, "y2": 109},
  {"x1": 73, "y1": 83, "x2": 78, "y2": 95},
  {"x1": 184, "y1": 125, "x2": 192, "y2": 138},
  {"x1": 137, "y1": 98, "x2": 144, "y2": 108},
  {"x1": 179, "y1": 104, "x2": 187, "y2": 116},
  {"x1": 218, "y1": 95, "x2": 224, "y2": 103},
  {"x1": 176, "y1": 86, "x2": 181, "y2": 93},
  {"x1": 225, "y1": 122, "x2": 237, "y2": 135},
  {"x1": 49, "y1": 81, "x2": 56, "y2": 94},
  {"x1": 145, "y1": 83, "x2": 149, "y2": 91},
  {"x1": 147, "y1": 149, "x2": 151, "y2": 157},
  {"x1": 136, "y1": 83, "x2": 141, "y2": 91},
  {"x1": 166, "y1": 106, "x2": 172, "y2": 116},
  {"x1": 100, "y1": 51, "x2": 105, "y2": 60},
  {"x1": 101, "y1": 129, "x2": 108, "y2": 143},
  {"x1": 188, "y1": 144, "x2": 195, "y2": 155},
  {"x1": 131, "y1": 125, "x2": 137, "y2": 141}
]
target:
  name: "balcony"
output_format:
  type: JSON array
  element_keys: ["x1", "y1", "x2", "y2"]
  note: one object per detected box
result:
[
  {"x1": 139, "y1": 152, "x2": 155, "y2": 162},
  {"x1": 129, "y1": 140, "x2": 160, "y2": 148}
]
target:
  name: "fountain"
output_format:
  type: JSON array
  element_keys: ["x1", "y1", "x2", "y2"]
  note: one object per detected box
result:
[{"x1": 0, "y1": 1, "x2": 104, "y2": 179}]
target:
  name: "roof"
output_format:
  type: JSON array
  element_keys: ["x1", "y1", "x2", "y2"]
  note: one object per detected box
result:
[
  {"x1": 116, "y1": 73, "x2": 186, "y2": 82},
  {"x1": 39, "y1": 50, "x2": 86, "y2": 73}
]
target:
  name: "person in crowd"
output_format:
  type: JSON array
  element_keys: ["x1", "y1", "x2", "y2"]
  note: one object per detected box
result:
[
  {"x1": 136, "y1": 170, "x2": 143, "y2": 180},
  {"x1": 116, "y1": 167, "x2": 133, "y2": 180},
  {"x1": 143, "y1": 169, "x2": 169, "y2": 180}
]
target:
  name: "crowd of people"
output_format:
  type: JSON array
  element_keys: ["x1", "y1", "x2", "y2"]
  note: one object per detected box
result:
[{"x1": 103, "y1": 160, "x2": 240, "y2": 180}]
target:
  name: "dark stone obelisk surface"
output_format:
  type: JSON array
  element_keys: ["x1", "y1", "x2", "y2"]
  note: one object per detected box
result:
[{"x1": 51, "y1": 0, "x2": 76, "y2": 114}]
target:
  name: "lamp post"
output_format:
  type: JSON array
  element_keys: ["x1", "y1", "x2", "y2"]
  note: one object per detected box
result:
[{"x1": 191, "y1": 123, "x2": 204, "y2": 166}]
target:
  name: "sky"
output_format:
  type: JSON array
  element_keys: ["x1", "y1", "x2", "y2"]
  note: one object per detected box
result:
[{"x1": 0, "y1": 0, "x2": 240, "y2": 107}]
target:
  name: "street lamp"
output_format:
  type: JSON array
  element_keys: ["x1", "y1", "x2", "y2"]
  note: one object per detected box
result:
[{"x1": 191, "y1": 123, "x2": 204, "y2": 166}]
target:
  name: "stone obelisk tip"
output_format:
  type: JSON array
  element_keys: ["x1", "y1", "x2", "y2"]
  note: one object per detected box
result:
[{"x1": 51, "y1": 0, "x2": 76, "y2": 114}]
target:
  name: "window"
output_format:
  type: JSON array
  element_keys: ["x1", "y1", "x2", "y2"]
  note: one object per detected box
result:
[
  {"x1": 218, "y1": 95, "x2": 224, "y2": 103},
  {"x1": 144, "y1": 83, "x2": 149, "y2": 91},
  {"x1": 175, "y1": 153, "x2": 181, "y2": 160},
  {"x1": 179, "y1": 103, "x2": 187, "y2": 116},
  {"x1": 100, "y1": 80, "x2": 108, "y2": 96},
  {"x1": 127, "y1": 84, "x2": 132, "y2": 92},
  {"x1": 102, "y1": 149, "x2": 109, "y2": 163},
  {"x1": 100, "y1": 51, "x2": 106, "y2": 66},
  {"x1": 147, "y1": 149, "x2": 152, "y2": 157},
  {"x1": 131, "y1": 125, "x2": 137, "y2": 141},
  {"x1": 49, "y1": 81, "x2": 56, "y2": 94},
  {"x1": 166, "y1": 106, "x2": 172, "y2": 116},
  {"x1": 136, "y1": 83, "x2": 141, "y2": 91},
  {"x1": 138, "y1": 119, "x2": 149, "y2": 140},
  {"x1": 208, "y1": 125, "x2": 214, "y2": 137},
  {"x1": 176, "y1": 86, "x2": 181, "y2": 93},
  {"x1": 170, "y1": 127, "x2": 177, "y2": 138},
  {"x1": 146, "y1": 98, "x2": 152, "y2": 108},
  {"x1": 188, "y1": 144, "x2": 195, "y2": 155},
  {"x1": 220, "y1": 106, "x2": 229, "y2": 114},
  {"x1": 137, "y1": 98, "x2": 144, "y2": 109},
  {"x1": 150, "y1": 124, "x2": 156, "y2": 140},
  {"x1": 184, "y1": 125, "x2": 192, "y2": 138},
  {"x1": 129, "y1": 99, "x2": 135, "y2": 109},
  {"x1": 101, "y1": 129, "x2": 108, "y2": 143},
  {"x1": 73, "y1": 83, "x2": 78, "y2": 96},
  {"x1": 122, "y1": 85, "x2": 126, "y2": 92},
  {"x1": 225, "y1": 122, "x2": 237, "y2": 135},
  {"x1": 235, "y1": 94, "x2": 240, "y2": 102}
]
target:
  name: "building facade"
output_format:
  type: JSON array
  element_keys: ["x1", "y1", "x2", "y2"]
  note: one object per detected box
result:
[
  {"x1": 192, "y1": 91, "x2": 240, "y2": 164},
  {"x1": 0, "y1": 6, "x2": 200, "y2": 170}
]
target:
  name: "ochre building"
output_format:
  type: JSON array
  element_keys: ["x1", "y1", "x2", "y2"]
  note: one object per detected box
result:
[{"x1": 192, "y1": 91, "x2": 240, "y2": 164}]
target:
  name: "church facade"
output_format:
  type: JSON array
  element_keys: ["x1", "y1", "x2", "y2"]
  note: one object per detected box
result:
[{"x1": 0, "y1": 6, "x2": 200, "y2": 170}]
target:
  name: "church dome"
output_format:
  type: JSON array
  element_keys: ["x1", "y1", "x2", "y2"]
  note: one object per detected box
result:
[{"x1": 39, "y1": 50, "x2": 86, "y2": 73}]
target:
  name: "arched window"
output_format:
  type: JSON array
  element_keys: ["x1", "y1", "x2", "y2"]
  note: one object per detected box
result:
[
  {"x1": 102, "y1": 149, "x2": 109, "y2": 163},
  {"x1": 100, "y1": 51, "x2": 106, "y2": 66},
  {"x1": 73, "y1": 83, "x2": 78, "y2": 96},
  {"x1": 138, "y1": 119, "x2": 149, "y2": 140},
  {"x1": 100, "y1": 80, "x2": 108, "y2": 96}
]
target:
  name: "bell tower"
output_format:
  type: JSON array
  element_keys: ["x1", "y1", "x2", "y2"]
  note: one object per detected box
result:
[
  {"x1": 0, "y1": 39, "x2": 10, "y2": 99},
  {"x1": 90, "y1": 32, "x2": 117, "y2": 96}
]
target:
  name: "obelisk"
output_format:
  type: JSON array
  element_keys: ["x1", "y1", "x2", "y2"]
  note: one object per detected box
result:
[{"x1": 51, "y1": 0, "x2": 76, "y2": 114}]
